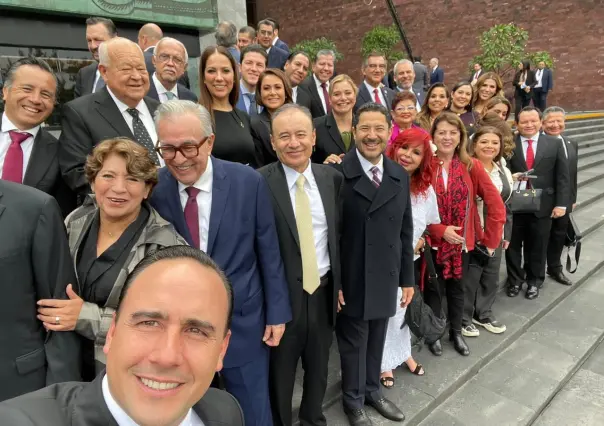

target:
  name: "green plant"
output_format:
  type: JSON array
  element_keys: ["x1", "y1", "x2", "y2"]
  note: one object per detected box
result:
[
  {"x1": 361, "y1": 25, "x2": 405, "y2": 64},
  {"x1": 291, "y1": 37, "x2": 343, "y2": 63},
  {"x1": 527, "y1": 51, "x2": 554, "y2": 69}
]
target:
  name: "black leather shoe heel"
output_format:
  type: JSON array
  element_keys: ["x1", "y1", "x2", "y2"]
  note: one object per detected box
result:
[{"x1": 449, "y1": 330, "x2": 470, "y2": 356}]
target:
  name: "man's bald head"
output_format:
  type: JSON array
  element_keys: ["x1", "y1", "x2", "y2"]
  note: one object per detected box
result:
[
  {"x1": 138, "y1": 23, "x2": 163, "y2": 50},
  {"x1": 98, "y1": 37, "x2": 149, "y2": 108}
]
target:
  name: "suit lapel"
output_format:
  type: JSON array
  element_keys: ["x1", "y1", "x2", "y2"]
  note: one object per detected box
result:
[
  {"x1": 343, "y1": 152, "x2": 375, "y2": 203},
  {"x1": 267, "y1": 163, "x2": 299, "y2": 247},
  {"x1": 84, "y1": 64, "x2": 97, "y2": 94},
  {"x1": 68, "y1": 375, "x2": 118, "y2": 426},
  {"x1": 326, "y1": 114, "x2": 347, "y2": 153},
  {"x1": 0, "y1": 189, "x2": 5, "y2": 221},
  {"x1": 313, "y1": 163, "x2": 336, "y2": 237},
  {"x1": 513, "y1": 135, "x2": 528, "y2": 171},
  {"x1": 359, "y1": 84, "x2": 372, "y2": 104},
  {"x1": 23, "y1": 130, "x2": 55, "y2": 187},
  {"x1": 207, "y1": 158, "x2": 229, "y2": 255},
  {"x1": 94, "y1": 89, "x2": 135, "y2": 139},
  {"x1": 381, "y1": 87, "x2": 392, "y2": 108},
  {"x1": 308, "y1": 79, "x2": 325, "y2": 114},
  {"x1": 147, "y1": 80, "x2": 160, "y2": 102},
  {"x1": 368, "y1": 160, "x2": 401, "y2": 213},
  {"x1": 533, "y1": 133, "x2": 548, "y2": 168}
]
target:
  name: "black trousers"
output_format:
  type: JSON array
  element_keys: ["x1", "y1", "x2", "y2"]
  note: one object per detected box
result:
[
  {"x1": 547, "y1": 211, "x2": 571, "y2": 273},
  {"x1": 424, "y1": 250, "x2": 469, "y2": 332},
  {"x1": 336, "y1": 313, "x2": 388, "y2": 410},
  {"x1": 514, "y1": 90, "x2": 533, "y2": 119},
  {"x1": 462, "y1": 247, "x2": 503, "y2": 325},
  {"x1": 506, "y1": 213, "x2": 552, "y2": 287},
  {"x1": 533, "y1": 88, "x2": 548, "y2": 112},
  {"x1": 270, "y1": 283, "x2": 333, "y2": 426}
]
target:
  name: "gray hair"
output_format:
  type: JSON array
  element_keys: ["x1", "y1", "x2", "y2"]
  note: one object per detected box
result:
[
  {"x1": 4, "y1": 57, "x2": 58, "y2": 91},
  {"x1": 215, "y1": 21, "x2": 237, "y2": 47},
  {"x1": 393, "y1": 59, "x2": 413, "y2": 75},
  {"x1": 542, "y1": 106, "x2": 566, "y2": 121},
  {"x1": 154, "y1": 100, "x2": 214, "y2": 137},
  {"x1": 362, "y1": 51, "x2": 387, "y2": 68},
  {"x1": 270, "y1": 103, "x2": 313, "y2": 135},
  {"x1": 315, "y1": 49, "x2": 336, "y2": 63},
  {"x1": 238, "y1": 26, "x2": 256, "y2": 39},
  {"x1": 155, "y1": 37, "x2": 189, "y2": 64},
  {"x1": 99, "y1": 37, "x2": 143, "y2": 67}
]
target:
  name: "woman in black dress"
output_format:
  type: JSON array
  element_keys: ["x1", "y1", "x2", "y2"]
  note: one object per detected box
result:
[
  {"x1": 513, "y1": 61, "x2": 536, "y2": 120},
  {"x1": 447, "y1": 81, "x2": 478, "y2": 129},
  {"x1": 251, "y1": 68, "x2": 293, "y2": 167},
  {"x1": 199, "y1": 45, "x2": 256, "y2": 166}
]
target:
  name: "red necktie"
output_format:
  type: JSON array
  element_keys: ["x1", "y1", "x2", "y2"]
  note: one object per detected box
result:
[
  {"x1": 320, "y1": 82, "x2": 331, "y2": 114},
  {"x1": 373, "y1": 88, "x2": 382, "y2": 105},
  {"x1": 525, "y1": 139, "x2": 535, "y2": 170},
  {"x1": 184, "y1": 187, "x2": 201, "y2": 249},
  {"x1": 2, "y1": 130, "x2": 31, "y2": 183}
]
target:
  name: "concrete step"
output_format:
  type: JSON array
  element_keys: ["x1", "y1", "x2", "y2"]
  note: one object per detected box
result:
[
  {"x1": 564, "y1": 124, "x2": 604, "y2": 137},
  {"x1": 571, "y1": 130, "x2": 604, "y2": 144},
  {"x1": 419, "y1": 264, "x2": 604, "y2": 425},
  {"x1": 578, "y1": 167, "x2": 604, "y2": 188},
  {"x1": 577, "y1": 137, "x2": 604, "y2": 150},
  {"x1": 565, "y1": 118, "x2": 604, "y2": 130},
  {"x1": 577, "y1": 144, "x2": 604, "y2": 159},
  {"x1": 578, "y1": 152, "x2": 604, "y2": 171},
  {"x1": 291, "y1": 179, "x2": 604, "y2": 426}
]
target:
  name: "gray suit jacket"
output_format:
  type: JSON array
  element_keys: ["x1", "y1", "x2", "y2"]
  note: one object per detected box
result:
[
  {"x1": 0, "y1": 181, "x2": 82, "y2": 402},
  {"x1": 74, "y1": 62, "x2": 98, "y2": 99},
  {"x1": 413, "y1": 61, "x2": 429, "y2": 91},
  {"x1": 0, "y1": 373, "x2": 244, "y2": 425}
]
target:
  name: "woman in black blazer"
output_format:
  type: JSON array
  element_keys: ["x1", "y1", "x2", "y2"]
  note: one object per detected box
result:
[
  {"x1": 513, "y1": 60, "x2": 536, "y2": 120},
  {"x1": 312, "y1": 74, "x2": 358, "y2": 164},
  {"x1": 251, "y1": 68, "x2": 293, "y2": 167}
]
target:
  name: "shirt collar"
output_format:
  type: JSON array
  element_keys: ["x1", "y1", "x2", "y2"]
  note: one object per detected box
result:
[
  {"x1": 152, "y1": 73, "x2": 178, "y2": 97},
  {"x1": 144, "y1": 45, "x2": 156, "y2": 52},
  {"x1": 107, "y1": 87, "x2": 147, "y2": 115},
  {"x1": 521, "y1": 133, "x2": 540, "y2": 142},
  {"x1": 313, "y1": 74, "x2": 327, "y2": 89},
  {"x1": 177, "y1": 156, "x2": 213, "y2": 194},
  {"x1": 102, "y1": 374, "x2": 196, "y2": 426},
  {"x1": 266, "y1": 46, "x2": 272, "y2": 54},
  {"x1": 272, "y1": 36, "x2": 279, "y2": 46},
  {"x1": 364, "y1": 80, "x2": 381, "y2": 95},
  {"x1": 356, "y1": 148, "x2": 383, "y2": 175},
  {"x1": 282, "y1": 161, "x2": 314, "y2": 191},
  {"x1": 239, "y1": 80, "x2": 253, "y2": 96},
  {"x1": 2, "y1": 112, "x2": 41, "y2": 139}
]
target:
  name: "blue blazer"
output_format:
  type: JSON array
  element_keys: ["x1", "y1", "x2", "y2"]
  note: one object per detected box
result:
[
  {"x1": 541, "y1": 68, "x2": 554, "y2": 93},
  {"x1": 267, "y1": 46, "x2": 289, "y2": 69},
  {"x1": 150, "y1": 158, "x2": 292, "y2": 367},
  {"x1": 430, "y1": 67, "x2": 444, "y2": 84},
  {"x1": 275, "y1": 38, "x2": 290, "y2": 53}
]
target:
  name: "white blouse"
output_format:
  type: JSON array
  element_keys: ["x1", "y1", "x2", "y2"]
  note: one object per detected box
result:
[{"x1": 411, "y1": 185, "x2": 441, "y2": 260}]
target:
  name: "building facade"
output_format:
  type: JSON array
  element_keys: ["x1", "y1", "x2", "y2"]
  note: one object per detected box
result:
[{"x1": 254, "y1": 0, "x2": 604, "y2": 111}]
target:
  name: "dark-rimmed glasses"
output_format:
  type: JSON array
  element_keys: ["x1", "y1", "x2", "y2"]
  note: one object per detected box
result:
[{"x1": 155, "y1": 137, "x2": 209, "y2": 160}]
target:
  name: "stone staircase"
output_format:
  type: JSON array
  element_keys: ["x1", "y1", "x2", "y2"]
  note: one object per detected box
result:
[{"x1": 291, "y1": 114, "x2": 604, "y2": 425}]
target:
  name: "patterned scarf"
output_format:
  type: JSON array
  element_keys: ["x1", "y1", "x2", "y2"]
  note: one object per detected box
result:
[{"x1": 435, "y1": 156, "x2": 469, "y2": 279}]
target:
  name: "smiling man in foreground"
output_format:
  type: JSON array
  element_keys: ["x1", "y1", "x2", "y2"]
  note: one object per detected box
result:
[{"x1": 0, "y1": 245, "x2": 244, "y2": 426}]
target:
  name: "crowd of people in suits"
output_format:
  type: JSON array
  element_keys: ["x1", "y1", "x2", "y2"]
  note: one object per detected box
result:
[{"x1": 0, "y1": 12, "x2": 576, "y2": 426}]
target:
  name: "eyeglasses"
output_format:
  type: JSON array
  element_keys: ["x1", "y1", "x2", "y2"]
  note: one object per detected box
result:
[
  {"x1": 155, "y1": 137, "x2": 208, "y2": 160},
  {"x1": 156, "y1": 53, "x2": 185, "y2": 67},
  {"x1": 394, "y1": 106, "x2": 417, "y2": 113}
]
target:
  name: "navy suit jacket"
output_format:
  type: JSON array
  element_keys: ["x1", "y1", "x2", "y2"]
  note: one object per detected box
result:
[
  {"x1": 274, "y1": 38, "x2": 289, "y2": 53},
  {"x1": 430, "y1": 67, "x2": 444, "y2": 84},
  {"x1": 541, "y1": 68, "x2": 554, "y2": 93},
  {"x1": 267, "y1": 46, "x2": 289, "y2": 69},
  {"x1": 354, "y1": 82, "x2": 396, "y2": 112},
  {"x1": 150, "y1": 158, "x2": 292, "y2": 367}
]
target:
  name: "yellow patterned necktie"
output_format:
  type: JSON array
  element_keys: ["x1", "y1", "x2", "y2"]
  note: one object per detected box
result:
[{"x1": 295, "y1": 175, "x2": 320, "y2": 294}]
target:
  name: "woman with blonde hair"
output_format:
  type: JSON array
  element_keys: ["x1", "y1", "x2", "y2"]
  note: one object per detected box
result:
[{"x1": 472, "y1": 72, "x2": 504, "y2": 116}]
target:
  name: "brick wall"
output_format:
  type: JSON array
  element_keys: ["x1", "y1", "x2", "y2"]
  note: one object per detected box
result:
[{"x1": 255, "y1": 0, "x2": 604, "y2": 111}]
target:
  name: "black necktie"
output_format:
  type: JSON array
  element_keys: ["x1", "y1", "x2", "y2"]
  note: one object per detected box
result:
[{"x1": 126, "y1": 108, "x2": 160, "y2": 165}]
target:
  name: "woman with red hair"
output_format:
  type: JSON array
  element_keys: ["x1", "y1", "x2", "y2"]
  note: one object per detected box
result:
[{"x1": 379, "y1": 127, "x2": 440, "y2": 388}]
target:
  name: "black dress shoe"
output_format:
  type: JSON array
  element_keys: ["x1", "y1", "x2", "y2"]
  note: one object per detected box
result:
[
  {"x1": 366, "y1": 397, "x2": 405, "y2": 422},
  {"x1": 343, "y1": 407, "x2": 373, "y2": 426},
  {"x1": 548, "y1": 270, "x2": 573, "y2": 286},
  {"x1": 507, "y1": 284, "x2": 521, "y2": 297},
  {"x1": 525, "y1": 285, "x2": 539, "y2": 300},
  {"x1": 428, "y1": 339, "x2": 442, "y2": 356},
  {"x1": 449, "y1": 330, "x2": 470, "y2": 356}
]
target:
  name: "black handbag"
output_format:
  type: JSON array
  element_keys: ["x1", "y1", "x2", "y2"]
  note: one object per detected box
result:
[
  {"x1": 564, "y1": 212, "x2": 582, "y2": 274},
  {"x1": 403, "y1": 246, "x2": 447, "y2": 345},
  {"x1": 510, "y1": 181, "x2": 542, "y2": 213}
]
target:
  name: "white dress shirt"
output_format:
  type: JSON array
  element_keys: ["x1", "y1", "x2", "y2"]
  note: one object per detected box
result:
[
  {"x1": 534, "y1": 69, "x2": 543, "y2": 88},
  {"x1": 272, "y1": 36, "x2": 280, "y2": 46},
  {"x1": 356, "y1": 149, "x2": 383, "y2": 183},
  {"x1": 411, "y1": 186, "x2": 440, "y2": 260},
  {"x1": 0, "y1": 113, "x2": 40, "y2": 178},
  {"x1": 92, "y1": 69, "x2": 103, "y2": 93},
  {"x1": 313, "y1": 74, "x2": 329, "y2": 113},
  {"x1": 292, "y1": 86, "x2": 298, "y2": 103},
  {"x1": 557, "y1": 134, "x2": 569, "y2": 158},
  {"x1": 283, "y1": 162, "x2": 330, "y2": 277},
  {"x1": 397, "y1": 86, "x2": 421, "y2": 111},
  {"x1": 520, "y1": 133, "x2": 540, "y2": 164},
  {"x1": 178, "y1": 157, "x2": 213, "y2": 252},
  {"x1": 364, "y1": 80, "x2": 386, "y2": 106},
  {"x1": 102, "y1": 375, "x2": 203, "y2": 426},
  {"x1": 106, "y1": 87, "x2": 163, "y2": 166},
  {"x1": 152, "y1": 72, "x2": 179, "y2": 103}
]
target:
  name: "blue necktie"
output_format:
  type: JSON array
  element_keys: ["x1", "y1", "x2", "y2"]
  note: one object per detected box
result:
[{"x1": 244, "y1": 93, "x2": 257, "y2": 116}]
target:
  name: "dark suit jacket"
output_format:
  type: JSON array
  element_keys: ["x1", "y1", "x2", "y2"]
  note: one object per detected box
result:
[
  {"x1": 0, "y1": 181, "x2": 82, "y2": 402},
  {"x1": 508, "y1": 133, "x2": 570, "y2": 218},
  {"x1": 275, "y1": 38, "x2": 289, "y2": 53},
  {"x1": 561, "y1": 135, "x2": 578, "y2": 206},
  {"x1": 413, "y1": 62, "x2": 430, "y2": 91},
  {"x1": 430, "y1": 67, "x2": 444, "y2": 84},
  {"x1": 0, "y1": 373, "x2": 243, "y2": 425},
  {"x1": 268, "y1": 46, "x2": 289, "y2": 69},
  {"x1": 295, "y1": 86, "x2": 312, "y2": 110},
  {"x1": 146, "y1": 78, "x2": 198, "y2": 103},
  {"x1": 299, "y1": 76, "x2": 328, "y2": 118},
  {"x1": 513, "y1": 69, "x2": 537, "y2": 92},
  {"x1": 540, "y1": 68, "x2": 554, "y2": 93},
  {"x1": 145, "y1": 46, "x2": 191, "y2": 89},
  {"x1": 396, "y1": 86, "x2": 425, "y2": 107},
  {"x1": 150, "y1": 159, "x2": 292, "y2": 367},
  {"x1": 354, "y1": 82, "x2": 396, "y2": 112},
  {"x1": 335, "y1": 152, "x2": 414, "y2": 320},
  {"x1": 470, "y1": 69, "x2": 483, "y2": 82},
  {"x1": 311, "y1": 113, "x2": 355, "y2": 164},
  {"x1": 250, "y1": 109, "x2": 275, "y2": 168},
  {"x1": 74, "y1": 62, "x2": 97, "y2": 99},
  {"x1": 258, "y1": 162, "x2": 343, "y2": 325},
  {"x1": 58, "y1": 87, "x2": 160, "y2": 201},
  {"x1": 0, "y1": 123, "x2": 76, "y2": 217}
]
